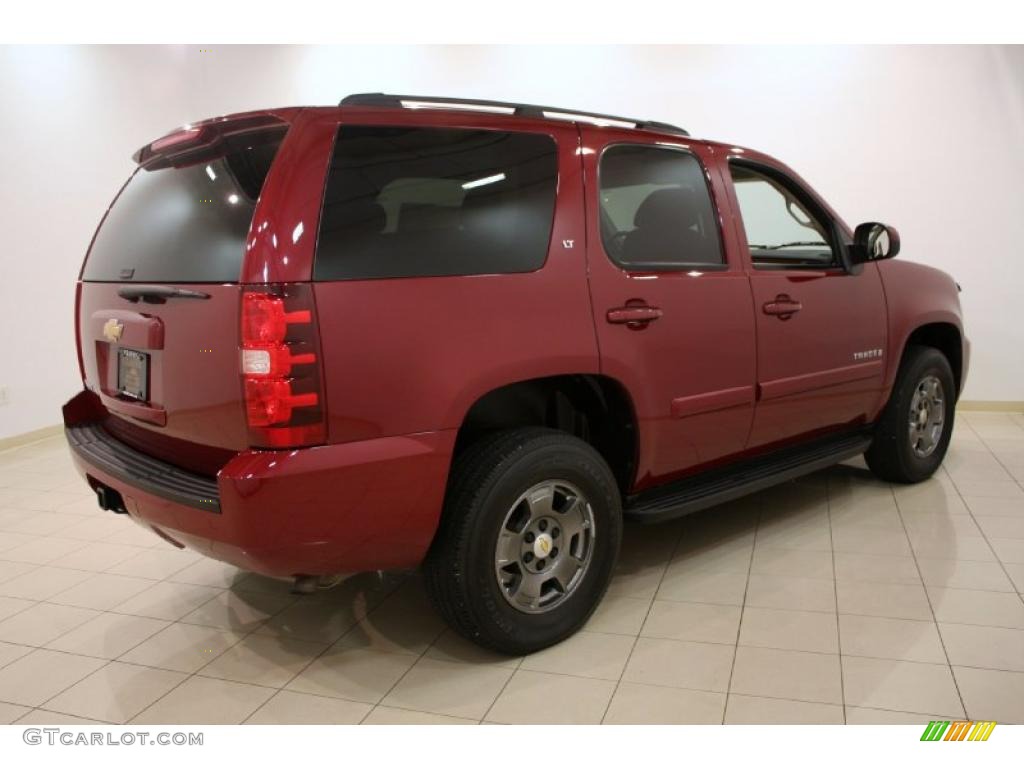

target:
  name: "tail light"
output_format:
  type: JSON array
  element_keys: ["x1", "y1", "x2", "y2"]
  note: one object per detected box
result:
[{"x1": 240, "y1": 284, "x2": 326, "y2": 448}]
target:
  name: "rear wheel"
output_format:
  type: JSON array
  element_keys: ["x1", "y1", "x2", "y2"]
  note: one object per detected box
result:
[
  {"x1": 424, "y1": 428, "x2": 621, "y2": 655},
  {"x1": 865, "y1": 345, "x2": 955, "y2": 483}
]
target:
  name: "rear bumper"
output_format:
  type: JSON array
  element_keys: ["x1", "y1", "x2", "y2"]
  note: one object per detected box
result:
[
  {"x1": 63, "y1": 394, "x2": 455, "y2": 577},
  {"x1": 66, "y1": 423, "x2": 221, "y2": 512}
]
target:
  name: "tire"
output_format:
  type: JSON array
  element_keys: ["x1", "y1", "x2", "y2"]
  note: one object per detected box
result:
[
  {"x1": 865, "y1": 345, "x2": 956, "y2": 483},
  {"x1": 424, "y1": 427, "x2": 622, "y2": 655}
]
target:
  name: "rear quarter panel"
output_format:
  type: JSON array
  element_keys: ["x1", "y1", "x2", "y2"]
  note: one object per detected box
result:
[{"x1": 278, "y1": 109, "x2": 598, "y2": 443}]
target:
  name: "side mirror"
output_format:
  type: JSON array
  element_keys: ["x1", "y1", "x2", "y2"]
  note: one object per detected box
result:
[{"x1": 852, "y1": 222, "x2": 900, "y2": 264}]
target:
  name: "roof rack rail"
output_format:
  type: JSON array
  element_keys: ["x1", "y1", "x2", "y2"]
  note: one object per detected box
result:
[{"x1": 338, "y1": 93, "x2": 690, "y2": 137}]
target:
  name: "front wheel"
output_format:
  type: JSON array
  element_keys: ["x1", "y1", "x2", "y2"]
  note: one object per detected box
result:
[
  {"x1": 424, "y1": 428, "x2": 622, "y2": 655},
  {"x1": 865, "y1": 345, "x2": 956, "y2": 483}
]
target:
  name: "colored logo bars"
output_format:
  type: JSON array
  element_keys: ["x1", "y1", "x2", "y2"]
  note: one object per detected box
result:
[{"x1": 920, "y1": 721, "x2": 996, "y2": 741}]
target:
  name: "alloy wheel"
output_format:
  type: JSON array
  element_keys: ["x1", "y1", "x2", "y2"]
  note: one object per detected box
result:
[
  {"x1": 493, "y1": 480, "x2": 595, "y2": 614},
  {"x1": 908, "y1": 374, "x2": 946, "y2": 458}
]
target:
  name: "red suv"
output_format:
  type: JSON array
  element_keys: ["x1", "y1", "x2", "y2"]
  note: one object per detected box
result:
[{"x1": 64, "y1": 93, "x2": 968, "y2": 654}]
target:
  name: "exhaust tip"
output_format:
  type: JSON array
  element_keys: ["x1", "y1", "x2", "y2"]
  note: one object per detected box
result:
[
  {"x1": 291, "y1": 575, "x2": 319, "y2": 595},
  {"x1": 291, "y1": 574, "x2": 348, "y2": 595}
]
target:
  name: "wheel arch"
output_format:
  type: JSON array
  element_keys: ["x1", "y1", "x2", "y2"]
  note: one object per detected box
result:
[
  {"x1": 899, "y1": 322, "x2": 964, "y2": 397},
  {"x1": 452, "y1": 374, "x2": 639, "y2": 497}
]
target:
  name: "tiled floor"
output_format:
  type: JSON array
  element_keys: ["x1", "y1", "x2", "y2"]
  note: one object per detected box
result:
[{"x1": 1, "y1": 411, "x2": 1023, "y2": 725}]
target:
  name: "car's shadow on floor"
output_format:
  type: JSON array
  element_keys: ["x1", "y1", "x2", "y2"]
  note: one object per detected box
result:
[{"x1": 214, "y1": 461, "x2": 967, "y2": 720}]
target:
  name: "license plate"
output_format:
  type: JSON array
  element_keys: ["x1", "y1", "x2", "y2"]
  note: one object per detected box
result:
[{"x1": 117, "y1": 348, "x2": 149, "y2": 401}]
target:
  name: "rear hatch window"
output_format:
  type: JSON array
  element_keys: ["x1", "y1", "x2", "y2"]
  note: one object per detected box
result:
[
  {"x1": 314, "y1": 126, "x2": 558, "y2": 281},
  {"x1": 83, "y1": 128, "x2": 286, "y2": 283}
]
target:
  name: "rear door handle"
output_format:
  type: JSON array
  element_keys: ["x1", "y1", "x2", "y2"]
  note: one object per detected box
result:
[
  {"x1": 763, "y1": 294, "x2": 802, "y2": 320},
  {"x1": 606, "y1": 305, "x2": 663, "y2": 329}
]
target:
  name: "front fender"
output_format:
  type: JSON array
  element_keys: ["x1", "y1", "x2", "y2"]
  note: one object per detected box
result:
[{"x1": 877, "y1": 259, "x2": 966, "y2": 397}]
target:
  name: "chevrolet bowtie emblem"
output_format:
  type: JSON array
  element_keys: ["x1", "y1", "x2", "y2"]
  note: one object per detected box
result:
[{"x1": 103, "y1": 318, "x2": 124, "y2": 343}]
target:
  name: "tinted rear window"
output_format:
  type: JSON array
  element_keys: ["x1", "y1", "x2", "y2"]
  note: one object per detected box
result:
[
  {"x1": 83, "y1": 129, "x2": 286, "y2": 283},
  {"x1": 315, "y1": 126, "x2": 558, "y2": 281}
]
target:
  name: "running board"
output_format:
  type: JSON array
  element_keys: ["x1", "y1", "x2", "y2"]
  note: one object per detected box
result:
[{"x1": 625, "y1": 430, "x2": 873, "y2": 524}]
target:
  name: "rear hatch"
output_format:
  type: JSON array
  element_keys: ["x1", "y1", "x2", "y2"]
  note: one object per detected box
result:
[{"x1": 77, "y1": 116, "x2": 291, "y2": 474}]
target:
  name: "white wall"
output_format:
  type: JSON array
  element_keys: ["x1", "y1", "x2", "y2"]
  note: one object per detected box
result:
[{"x1": 1, "y1": 45, "x2": 1022, "y2": 439}]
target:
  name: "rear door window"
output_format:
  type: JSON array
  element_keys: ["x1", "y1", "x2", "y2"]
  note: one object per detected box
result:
[
  {"x1": 599, "y1": 145, "x2": 724, "y2": 270},
  {"x1": 82, "y1": 129, "x2": 286, "y2": 283},
  {"x1": 314, "y1": 126, "x2": 558, "y2": 281}
]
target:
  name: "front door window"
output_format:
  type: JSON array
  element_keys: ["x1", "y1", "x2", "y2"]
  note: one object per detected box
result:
[{"x1": 730, "y1": 165, "x2": 836, "y2": 269}]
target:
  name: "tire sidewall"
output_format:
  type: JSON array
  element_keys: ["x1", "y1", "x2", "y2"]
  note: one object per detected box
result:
[{"x1": 462, "y1": 439, "x2": 621, "y2": 651}]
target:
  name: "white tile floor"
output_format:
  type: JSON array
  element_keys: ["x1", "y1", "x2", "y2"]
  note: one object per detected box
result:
[{"x1": 1, "y1": 411, "x2": 1023, "y2": 725}]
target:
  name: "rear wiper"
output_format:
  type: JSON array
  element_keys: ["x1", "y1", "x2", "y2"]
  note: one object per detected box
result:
[{"x1": 117, "y1": 285, "x2": 211, "y2": 304}]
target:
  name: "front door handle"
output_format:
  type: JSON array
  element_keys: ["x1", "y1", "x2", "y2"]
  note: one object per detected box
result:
[
  {"x1": 606, "y1": 305, "x2": 663, "y2": 329},
  {"x1": 763, "y1": 294, "x2": 802, "y2": 320}
]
